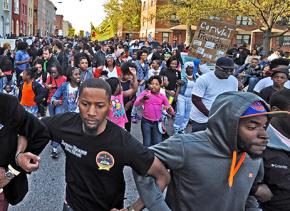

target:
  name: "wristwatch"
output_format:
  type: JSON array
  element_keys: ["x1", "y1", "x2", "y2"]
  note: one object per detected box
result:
[
  {"x1": 4, "y1": 169, "x2": 15, "y2": 180},
  {"x1": 4, "y1": 165, "x2": 20, "y2": 180}
]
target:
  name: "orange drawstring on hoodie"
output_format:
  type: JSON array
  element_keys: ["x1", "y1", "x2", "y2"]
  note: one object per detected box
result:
[{"x1": 228, "y1": 151, "x2": 247, "y2": 188}]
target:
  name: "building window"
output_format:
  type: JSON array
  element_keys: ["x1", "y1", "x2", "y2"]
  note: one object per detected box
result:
[
  {"x1": 162, "y1": 32, "x2": 170, "y2": 42},
  {"x1": 236, "y1": 34, "x2": 251, "y2": 45},
  {"x1": 278, "y1": 35, "x2": 290, "y2": 46},
  {"x1": 3, "y1": 0, "x2": 9, "y2": 10},
  {"x1": 236, "y1": 16, "x2": 253, "y2": 25},
  {"x1": 209, "y1": 16, "x2": 220, "y2": 21},
  {"x1": 14, "y1": 0, "x2": 19, "y2": 14}
]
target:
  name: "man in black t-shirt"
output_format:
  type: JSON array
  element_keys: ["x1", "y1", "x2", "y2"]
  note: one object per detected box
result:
[{"x1": 18, "y1": 78, "x2": 169, "y2": 211}]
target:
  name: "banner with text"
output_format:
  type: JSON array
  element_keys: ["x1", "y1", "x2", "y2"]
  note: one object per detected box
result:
[
  {"x1": 191, "y1": 19, "x2": 236, "y2": 63},
  {"x1": 68, "y1": 28, "x2": 75, "y2": 38},
  {"x1": 90, "y1": 22, "x2": 114, "y2": 42}
]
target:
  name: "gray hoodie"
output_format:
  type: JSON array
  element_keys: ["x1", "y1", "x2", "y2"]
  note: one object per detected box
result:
[{"x1": 134, "y1": 91, "x2": 266, "y2": 211}]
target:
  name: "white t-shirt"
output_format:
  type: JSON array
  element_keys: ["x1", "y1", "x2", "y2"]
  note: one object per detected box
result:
[
  {"x1": 68, "y1": 84, "x2": 79, "y2": 112},
  {"x1": 104, "y1": 67, "x2": 119, "y2": 78},
  {"x1": 253, "y1": 77, "x2": 290, "y2": 93},
  {"x1": 190, "y1": 71, "x2": 238, "y2": 123},
  {"x1": 148, "y1": 68, "x2": 161, "y2": 78}
]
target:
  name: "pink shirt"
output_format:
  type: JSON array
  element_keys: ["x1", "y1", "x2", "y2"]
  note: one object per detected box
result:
[
  {"x1": 108, "y1": 92, "x2": 128, "y2": 128},
  {"x1": 134, "y1": 90, "x2": 171, "y2": 121}
]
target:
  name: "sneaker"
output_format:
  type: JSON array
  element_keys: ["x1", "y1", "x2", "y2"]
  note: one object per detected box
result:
[
  {"x1": 51, "y1": 148, "x2": 58, "y2": 159},
  {"x1": 131, "y1": 115, "x2": 138, "y2": 124}
]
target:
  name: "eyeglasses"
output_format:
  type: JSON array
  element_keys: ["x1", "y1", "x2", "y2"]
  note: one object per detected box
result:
[{"x1": 216, "y1": 65, "x2": 234, "y2": 73}]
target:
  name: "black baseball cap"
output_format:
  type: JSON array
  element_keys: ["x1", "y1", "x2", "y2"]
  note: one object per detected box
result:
[{"x1": 216, "y1": 57, "x2": 235, "y2": 69}]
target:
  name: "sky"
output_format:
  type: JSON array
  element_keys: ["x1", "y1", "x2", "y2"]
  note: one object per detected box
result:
[{"x1": 51, "y1": 0, "x2": 107, "y2": 32}]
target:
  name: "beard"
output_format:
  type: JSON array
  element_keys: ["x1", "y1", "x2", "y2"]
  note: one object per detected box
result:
[
  {"x1": 82, "y1": 120, "x2": 100, "y2": 136},
  {"x1": 237, "y1": 135, "x2": 265, "y2": 160},
  {"x1": 246, "y1": 151, "x2": 264, "y2": 160}
]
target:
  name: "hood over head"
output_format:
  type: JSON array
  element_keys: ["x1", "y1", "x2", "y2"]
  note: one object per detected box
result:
[{"x1": 206, "y1": 91, "x2": 269, "y2": 156}]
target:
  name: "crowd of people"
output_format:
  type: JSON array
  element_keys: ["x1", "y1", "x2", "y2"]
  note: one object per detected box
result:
[{"x1": 0, "y1": 36, "x2": 289, "y2": 211}]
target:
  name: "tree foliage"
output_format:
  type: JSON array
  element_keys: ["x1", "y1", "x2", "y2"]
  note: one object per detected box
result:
[
  {"x1": 158, "y1": 0, "x2": 235, "y2": 25},
  {"x1": 103, "y1": 0, "x2": 141, "y2": 33},
  {"x1": 235, "y1": 0, "x2": 290, "y2": 52},
  {"x1": 236, "y1": 0, "x2": 290, "y2": 32}
]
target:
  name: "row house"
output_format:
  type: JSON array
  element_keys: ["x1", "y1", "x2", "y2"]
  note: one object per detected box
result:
[
  {"x1": 0, "y1": 0, "x2": 13, "y2": 38},
  {"x1": 1, "y1": 0, "x2": 57, "y2": 38}
]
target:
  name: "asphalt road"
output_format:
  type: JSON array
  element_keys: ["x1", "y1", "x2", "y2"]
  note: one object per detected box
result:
[{"x1": 8, "y1": 118, "x2": 180, "y2": 211}]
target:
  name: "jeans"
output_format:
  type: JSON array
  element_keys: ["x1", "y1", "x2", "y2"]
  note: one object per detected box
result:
[
  {"x1": 174, "y1": 95, "x2": 192, "y2": 131},
  {"x1": 141, "y1": 117, "x2": 162, "y2": 147},
  {"x1": 48, "y1": 103, "x2": 63, "y2": 149},
  {"x1": 48, "y1": 103, "x2": 64, "y2": 116},
  {"x1": 23, "y1": 105, "x2": 38, "y2": 117},
  {"x1": 191, "y1": 119, "x2": 207, "y2": 132},
  {"x1": 247, "y1": 77, "x2": 259, "y2": 93}
]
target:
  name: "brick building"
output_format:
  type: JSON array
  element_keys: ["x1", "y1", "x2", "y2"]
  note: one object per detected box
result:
[
  {"x1": 27, "y1": 0, "x2": 34, "y2": 35},
  {"x1": 140, "y1": 0, "x2": 176, "y2": 43},
  {"x1": 12, "y1": 0, "x2": 20, "y2": 36},
  {"x1": 19, "y1": 0, "x2": 28, "y2": 35},
  {"x1": 55, "y1": 14, "x2": 63, "y2": 35},
  {"x1": 169, "y1": 17, "x2": 290, "y2": 52}
]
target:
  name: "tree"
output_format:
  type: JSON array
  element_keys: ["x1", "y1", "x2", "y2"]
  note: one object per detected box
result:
[
  {"x1": 236, "y1": 0, "x2": 290, "y2": 53},
  {"x1": 103, "y1": 0, "x2": 141, "y2": 33},
  {"x1": 158, "y1": 0, "x2": 235, "y2": 46}
]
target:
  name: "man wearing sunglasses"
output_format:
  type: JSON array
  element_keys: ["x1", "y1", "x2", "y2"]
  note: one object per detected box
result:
[{"x1": 189, "y1": 56, "x2": 238, "y2": 132}]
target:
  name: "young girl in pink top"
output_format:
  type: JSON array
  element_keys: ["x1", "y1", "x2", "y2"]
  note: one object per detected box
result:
[
  {"x1": 106, "y1": 67, "x2": 138, "y2": 128},
  {"x1": 134, "y1": 75, "x2": 175, "y2": 146}
]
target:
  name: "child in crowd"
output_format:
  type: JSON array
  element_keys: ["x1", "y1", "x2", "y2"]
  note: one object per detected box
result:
[
  {"x1": 34, "y1": 59, "x2": 47, "y2": 117},
  {"x1": 78, "y1": 56, "x2": 94, "y2": 82},
  {"x1": 45, "y1": 64, "x2": 67, "y2": 116},
  {"x1": 148, "y1": 60, "x2": 161, "y2": 78},
  {"x1": 134, "y1": 75, "x2": 175, "y2": 147},
  {"x1": 106, "y1": 67, "x2": 138, "y2": 128},
  {"x1": 173, "y1": 62, "x2": 195, "y2": 134},
  {"x1": 44, "y1": 64, "x2": 67, "y2": 158},
  {"x1": 19, "y1": 67, "x2": 47, "y2": 116},
  {"x1": 51, "y1": 67, "x2": 81, "y2": 113},
  {"x1": 120, "y1": 62, "x2": 139, "y2": 131}
]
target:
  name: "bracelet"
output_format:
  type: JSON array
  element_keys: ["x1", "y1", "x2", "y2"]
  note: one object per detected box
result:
[{"x1": 15, "y1": 152, "x2": 24, "y2": 166}]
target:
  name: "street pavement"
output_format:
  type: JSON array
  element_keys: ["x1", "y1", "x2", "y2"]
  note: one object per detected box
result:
[{"x1": 8, "y1": 119, "x2": 179, "y2": 211}]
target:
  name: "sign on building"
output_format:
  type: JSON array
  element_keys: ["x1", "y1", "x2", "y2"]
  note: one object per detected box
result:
[{"x1": 191, "y1": 19, "x2": 236, "y2": 63}]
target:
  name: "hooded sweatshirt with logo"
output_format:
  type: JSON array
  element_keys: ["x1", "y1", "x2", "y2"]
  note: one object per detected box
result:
[{"x1": 134, "y1": 91, "x2": 265, "y2": 211}]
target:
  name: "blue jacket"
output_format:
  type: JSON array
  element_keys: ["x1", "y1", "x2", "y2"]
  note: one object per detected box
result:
[
  {"x1": 51, "y1": 82, "x2": 79, "y2": 112},
  {"x1": 135, "y1": 60, "x2": 149, "y2": 81},
  {"x1": 15, "y1": 50, "x2": 30, "y2": 72}
]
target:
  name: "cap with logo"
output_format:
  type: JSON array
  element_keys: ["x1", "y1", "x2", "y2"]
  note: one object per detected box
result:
[{"x1": 240, "y1": 101, "x2": 290, "y2": 119}]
